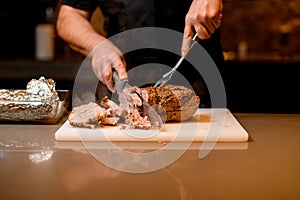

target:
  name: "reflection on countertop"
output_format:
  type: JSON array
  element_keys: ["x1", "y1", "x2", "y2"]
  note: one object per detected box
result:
[{"x1": 1, "y1": 113, "x2": 300, "y2": 200}]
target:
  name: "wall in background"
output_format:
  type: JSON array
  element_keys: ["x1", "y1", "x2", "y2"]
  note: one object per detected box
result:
[
  {"x1": 2, "y1": 0, "x2": 300, "y2": 60},
  {"x1": 221, "y1": 0, "x2": 300, "y2": 56}
]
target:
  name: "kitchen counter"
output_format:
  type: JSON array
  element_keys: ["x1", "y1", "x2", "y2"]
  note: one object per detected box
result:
[{"x1": 0, "y1": 113, "x2": 300, "y2": 200}]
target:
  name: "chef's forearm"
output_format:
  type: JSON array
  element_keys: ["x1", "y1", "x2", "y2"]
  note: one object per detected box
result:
[{"x1": 56, "y1": 5, "x2": 106, "y2": 56}]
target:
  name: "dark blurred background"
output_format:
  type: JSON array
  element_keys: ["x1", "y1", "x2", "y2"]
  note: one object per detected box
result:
[
  {"x1": 1, "y1": 0, "x2": 300, "y2": 113},
  {"x1": 0, "y1": 0, "x2": 59, "y2": 59}
]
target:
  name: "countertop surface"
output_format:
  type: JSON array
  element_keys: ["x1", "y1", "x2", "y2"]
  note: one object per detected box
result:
[{"x1": 1, "y1": 113, "x2": 300, "y2": 200}]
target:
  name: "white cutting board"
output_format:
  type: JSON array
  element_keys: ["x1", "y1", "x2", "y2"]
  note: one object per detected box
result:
[{"x1": 55, "y1": 108, "x2": 249, "y2": 142}]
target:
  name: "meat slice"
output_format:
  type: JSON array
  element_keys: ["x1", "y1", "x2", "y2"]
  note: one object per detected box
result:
[
  {"x1": 68, "y1": 102, "x2": 105, "y2": 129},
  {"x1": 126, "y1": 105, "x2": 152, "y2": 129},
  {"x1": 122, "y1": 87, "x2": 152, "y2": 129},
  {"x1": 101, "y1": 96, "x2": 126, "y2": 117},
  {"x1": 101, "y1": 116, "x2": 120, "y2": 126}
]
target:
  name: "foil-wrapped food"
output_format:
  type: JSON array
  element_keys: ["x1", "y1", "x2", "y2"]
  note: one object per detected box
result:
[{"x1": 0, "y1": 76, "x2": 70, "y2": 123}]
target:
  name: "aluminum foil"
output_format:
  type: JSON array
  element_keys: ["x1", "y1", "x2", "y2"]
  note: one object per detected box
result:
[{"x1": 0, "y1": 76, "x2": 69, "y2": 123}]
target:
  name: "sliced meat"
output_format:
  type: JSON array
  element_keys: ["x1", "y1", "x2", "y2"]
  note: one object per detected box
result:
[
  {"x1": 101, "y1": 116, "x2": 120, "y2": 126},
  {"x1": 116, "y1": 84, "x2": 200, "y2": 128},
  {"x1": 126, "y1": 106, "x2": 152, "y2": 129},
  {"x1": 101, "y1": 96, "x2": 126, "y2": 117},
  {"x1": 123, "y1": 87, "x2": 152, "y2": 129},
  {"x1": 68, "y1": 85, "x2": 200, "y2": 130},
  {"x1": 68, "y1": 102, "x2": 121, "y2": 128},
  {"x1": 68, "y1": 102, "x2": 106, "y2": 129}
]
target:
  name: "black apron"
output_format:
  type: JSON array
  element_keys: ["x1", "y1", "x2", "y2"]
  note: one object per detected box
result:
[{"x1": 73, "y1": 0, "x2": 224, "y2": 108}]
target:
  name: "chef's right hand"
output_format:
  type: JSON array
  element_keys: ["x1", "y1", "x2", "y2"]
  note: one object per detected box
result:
[
  {"x1": 91, "y1": 39, "x2": 127, "y2": 92},
  {"x1": 181, "y1": 0, "x2": 223, "y2": 57}
]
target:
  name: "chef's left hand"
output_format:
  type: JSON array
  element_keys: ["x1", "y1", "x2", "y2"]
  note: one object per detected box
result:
[
  {"x1": 181, "y1": 0, "x2": 223, "y2": 57},
  {"x1": 91, "y1": 39, "x2": 127, "y2": 92}
]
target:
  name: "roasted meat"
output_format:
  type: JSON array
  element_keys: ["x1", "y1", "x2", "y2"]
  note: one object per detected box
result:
[
  {"x1": 68, "y1": 85, "x2": 200, "y2": 129},
  {"x1": 140, "y1": 85, "x2": 200, "y2": 121}
]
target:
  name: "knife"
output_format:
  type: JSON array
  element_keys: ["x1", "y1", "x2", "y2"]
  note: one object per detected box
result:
[{"x1": 113, "y1": 71, "x2": 131, "y2": 111}]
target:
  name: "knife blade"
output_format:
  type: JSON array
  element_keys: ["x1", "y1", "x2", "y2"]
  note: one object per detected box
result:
[{"x1": 113, "y1": 71, "x2": 131, "y2": 111}]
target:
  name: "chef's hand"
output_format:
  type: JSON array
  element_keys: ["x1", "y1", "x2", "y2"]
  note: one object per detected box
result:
[
  {"x1": 181, "y1": 0, "x2": 223, "y2": 57},
  {"x1": 91, "y1": 39, "x2": 128, "y2": 92},
  {"x1": 56, "y1": 5, "x2": 127, "y2": 92}
]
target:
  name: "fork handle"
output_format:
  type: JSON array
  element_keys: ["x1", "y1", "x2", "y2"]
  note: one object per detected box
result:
[
  {"x1": 186, "y1": 33, "x2": 199, "y2": 57},
  {"x1": 165, "y1": 33, "x2": 198, "y2": 76}
]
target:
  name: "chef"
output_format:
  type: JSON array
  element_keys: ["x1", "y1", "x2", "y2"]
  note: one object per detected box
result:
[{"x1": 56, "y1": 0, "x2": 225, "y2": 107}]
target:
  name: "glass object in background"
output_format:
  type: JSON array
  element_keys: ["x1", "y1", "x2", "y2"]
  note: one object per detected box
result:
[
  {"x1": 35, "y1": 23, "x2": 55, "y2": 61},
  {"x1": 35, "y1": 3, "x2": 56, "y2": 61}
]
